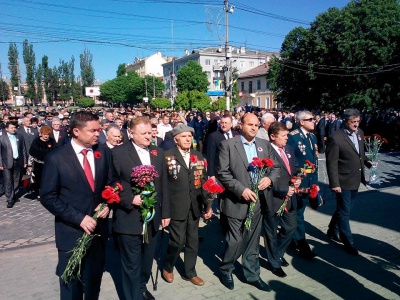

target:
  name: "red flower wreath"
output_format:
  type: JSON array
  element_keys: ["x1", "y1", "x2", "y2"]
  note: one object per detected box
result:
[
  {"x1": 150, "y1": 150, "x2": 158, "y2": 156},
  {"x1": 94, "y1": 151, "x2": 102, "y2": 159}
]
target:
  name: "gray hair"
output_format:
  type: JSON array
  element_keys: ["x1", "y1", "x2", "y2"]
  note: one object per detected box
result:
[
  {"x1": 296, "y1": 111, "x2": 312, "y2": 123},
  {"x1": 342, "y1": 108, "x2": 360, "y2": 121},
  {"x1": 260, "y1": 113, "x2": 275, "y2": 124},
  {"x1": 52, "y1": 117, "x2": 61, "y2": 124},
  {"x1": 105, "y1": 124, "x2": 121, "y2": 135}
]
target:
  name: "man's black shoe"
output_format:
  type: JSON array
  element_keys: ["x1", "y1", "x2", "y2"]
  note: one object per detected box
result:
[
  {"x1": 327, "y1": 229, "x2": 342, "y2": 243},
  {"x1": 142, "y1": 290, "x2": 155, "y2": 300},
  {"x1": 280, "y1": 257, "x2": 289, "y2": 267},
  {"x1": 247, "y1": 278, "x2": 270, "y2": 291},
  {"x1": 220, "y1": 273, "x2": 234, "y2": 290},
  {"x1": 299, "y1": 250, "x2": 317, "y2": 260},
  {"x1": 271, "y1": 267, "x2": 287, "y2": 278},
  {"x1": 7, "y1": 202, "x2": 13, "y2": 208},
  {"x1": 344, "y1": 244, "x2": 359, "y2": 256}
]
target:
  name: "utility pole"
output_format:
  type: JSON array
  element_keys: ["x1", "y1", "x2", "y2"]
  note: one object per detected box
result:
[
  {"x1": 170, "y1": 19, "x2": 177, "y2": 107},
  {"x1": 152, "y1": 75, "x2": 155, "y2": 99},
  {"x1": 224, "y1": 0, "x2": 234, "y2": 111}
]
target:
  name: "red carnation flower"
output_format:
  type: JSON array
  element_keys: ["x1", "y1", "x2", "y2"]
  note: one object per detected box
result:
[
  {"x1": 261, "y1": 158, "x2": 274, "y2": 168},
  {"x1": 150, "y1": 150, "x2": 158, "y2": 156},
  {"x1": 190, "y1": 154, "x2": 198, "y2": 164},
  {"x1": 101, "y1": 188, "x2": 113, "y2": 200},
  {"x1": 94, "y1": 151, "x2": 102, "y2": 159}
]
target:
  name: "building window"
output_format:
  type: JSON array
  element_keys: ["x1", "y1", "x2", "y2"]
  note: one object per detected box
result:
[
  {"x1": 249, "y1": 81, "x2": 253, "y2": 93},
  {"x1": 214, "y1": 59, "x2": 219, "y2": 65},
  {"x1": 241, "y1": 82, "x2": 244, "y2": 91},
  {"x1": 266, "y1": 81, "x2": 269, "y2": 90},
  {"x1": 257, "y1": 79, "x2": 261, "y2": 90},
  {"x1": 205, "y1": 59, "x2": 211, "y2": 65},
  {"x1": 240, "y1": 61, "x2": 245, "y2": 67},
  {"x1": 206, "y1": 71, "x2": 211, "y2": 78},
  {"x1": 257, "y1": 97, "x2": 261, "y2": 107},
  {"x1": 249, "y1": 61, "x2": 254, "y2": 67},
  {"x1": 266, "y1": 96, "x2": 270, "y2": 109}
]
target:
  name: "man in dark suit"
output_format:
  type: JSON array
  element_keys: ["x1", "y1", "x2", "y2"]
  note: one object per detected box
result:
[
  {"x1": 40, "y1": 111, "x2": 119, "y2": 299},
  {"x1": 50, "y1": 117, "x2": 68, "y2": 149},
  {"x1": 326, "y1": 113, "x2": 341, "y2": 140},
  {"x1": 218, "y1": 113, "x2": 279, "y2": 291},
  {"x1": 17, "y1": 116, "x2": 39, "y2": 153},
  {"x1": 0, "y1": 122, "x2": 28, "y2": 208},
  {"x1": 112, "y1": 116, "x2": 170, "y2": 300},
  {"x1": 315, "y1": 113, "x2": 327, "y2": 153},
  {"x1": 151, "y1": 124, "x2": 163, "y2": 147},
  {"x1": 98, "y1": 119, "x2": 109, "y2": 144},
  {"x1": 206, "y1": 114, "x2": 237, "y2": 179},
  {"x1": 326, "y1": 108, "x2": 371, "y2": 256},
  {"x1": 264, "y1": 121, "x2": 300, "y2": 278},
  {"x1": 162, "y1": 124, "x2": 212, "y2": 286},
  {"x1": 287, "y1": 111, "x2": 319, "y2": 259}
]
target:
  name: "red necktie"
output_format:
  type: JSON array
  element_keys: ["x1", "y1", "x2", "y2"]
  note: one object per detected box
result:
[
  {"x1": 81, "y1": 149, "x2": 95, "y2": 191},
  {"x1": 279, "y1": 147, "x2": 291, "y2": 175}
]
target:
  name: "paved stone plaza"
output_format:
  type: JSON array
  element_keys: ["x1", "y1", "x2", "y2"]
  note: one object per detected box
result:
[{"x1": 0, "y1": 152, "x2": 399, "y2": 299}]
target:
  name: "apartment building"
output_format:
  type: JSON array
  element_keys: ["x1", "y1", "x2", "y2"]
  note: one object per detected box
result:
[
  {"x1": 237, "y1": 63, "x2": 277, "y2": 109},
  {"x1": 125, "y1": 51, "x2": 170, "y2": 78},
  {"x1": 162, "y1": 46, "x2": 279, "y2": 98}
]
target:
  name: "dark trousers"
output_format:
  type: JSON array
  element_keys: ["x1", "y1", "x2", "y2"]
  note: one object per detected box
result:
[
  {"x1": 57, "y1": 236, "x2": 106, "y2": 300},
  {"x1": 164, "y1": 210, "x2": 200, "y2": 279},
  {"x1": 263, "y1": 209, "x2": 296, "y2": 268},
  {"x1": 328, "y1": 189, "x2": 358, "y2": 245},
  {"x1": 220, "y1": 205, "x2": 262, "y2": 282},
  {"x1": 317, "y1": 135, "x2": 325, "y2": 153},
  {"x1": 118, "y1": 225, "x2": 159, "y2": 300},
  {"x1": 3, "y1": 159, "x2": 22, "y2": 203}
]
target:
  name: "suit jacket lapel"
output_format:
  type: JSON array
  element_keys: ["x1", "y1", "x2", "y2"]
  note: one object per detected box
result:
[
  {"x1": 234, "y1": 138, "x2": 250, "y2": 170},
  {"x1": 127, "y1": 142, "x2": 144, "y2": 166},
  {"x1": 92, "y1": 145, "x2": 102, "y2": 191},
  {"x1": 341, "y1": 129, "x2": 359, "y2": 155}
]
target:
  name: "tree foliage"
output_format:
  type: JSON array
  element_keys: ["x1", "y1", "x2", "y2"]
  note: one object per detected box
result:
[
  {"x1": 80, "y1": 48, "x2": 95, "y2": 90},
  {"x1": 267, "y1": 0, "x2": 400, "y2": 110},
  {"x1": 58, "y1": 57, "x2": 77, "y2": 102},
  {"x1": 7, "y1": 43, "x2": 19, "y2": 91},
  {"x1": 174, "y1": 90, "x2": 211, "y2": 111},
  {"x1": 117, "y1": 64, "x2": 126, "y2": 77},
  {"x1": 22, "y1": 39, "x2": 36, "y2": 100},
  {"x1": 150, "y1": 97, "x2": 171, "y2": 109},
  {"x1": 100, "y1": 71, "x2": 143, "y2": 104},
  {"x1": 176, "y1": 61, "x2": 209, "y2": 92},
  {"x1": 0, "y1": 79, "x2": 9, "y2": 103},
  {"x1": 77, "y1": 97, "x2": 95, "y2": 108},
  {"x1": 211, "y1": 97, "x2": 227, "y2": 111}
]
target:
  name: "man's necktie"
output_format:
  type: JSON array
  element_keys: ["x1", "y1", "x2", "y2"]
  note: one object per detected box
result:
[
  {"x1": 81, "y1": 149, "x2": 95, "y2": 191},
  {"x1": 27, "y1": 128, "x2": 31, "y2": 134},
  {"x1": 226, "y1": 132, "x2": 230, "y2": 139},
  {"x1": 279, "y1": 147, "x2": 291, "y2": 175}
]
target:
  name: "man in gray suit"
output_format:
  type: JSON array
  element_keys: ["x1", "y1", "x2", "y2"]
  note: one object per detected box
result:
[
  {"x1": 0, "y1": 122, "x2": 28, "y2": 208},
  {"x1": 218, "y1": 113, "x2": 279, "y2": 291},
  {"x1": 256, "y1": 112, "x2": 275, "y2": 141},
  {"x1": 326, "y1": 108, "x2": 371, "y2": 256}
]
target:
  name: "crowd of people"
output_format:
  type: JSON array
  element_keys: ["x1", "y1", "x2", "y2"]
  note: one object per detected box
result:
[{"x1": 0, "y1": 103, "x2": 391, "y2": 299}]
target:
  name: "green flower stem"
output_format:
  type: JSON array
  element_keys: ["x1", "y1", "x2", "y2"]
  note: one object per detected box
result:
[{"x1": 61, "y1": 203, "x2": 107, "y2": 285}]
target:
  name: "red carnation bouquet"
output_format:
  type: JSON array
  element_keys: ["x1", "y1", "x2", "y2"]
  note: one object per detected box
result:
[
  {"x1": 245, "y1": 157, "x2": 275, "y2": 230},
  {"x1": 202, "y1": 178, "x2": 225, "y2": 211},
  {"x1": 61, "y1": 183, "x2": 123, "y2": 285},
  {"x1": 131, "y1": 165, "x2": 159, "y2": 243}
]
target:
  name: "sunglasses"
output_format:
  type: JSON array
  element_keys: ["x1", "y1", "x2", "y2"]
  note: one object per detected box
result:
[{"x1": 303, "y1": 118, "x2": 316, "y2": 122}]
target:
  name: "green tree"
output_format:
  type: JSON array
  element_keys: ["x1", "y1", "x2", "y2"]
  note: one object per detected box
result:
[
  {"x1": 176, "y1": 61, "x2": 209, "y2": 92},
  {"x1": 0, "y1": 79, "x2": 9, "y2": 104},
  {"x1": 80, "y1": 47, "x2": 95, "y2": 93},
  {"x1": 117, "y1": 63, "x2": 126, "y2": 77},
  {"x1": 7, "y1": 43, "x2": 19, "y2": 93},
  {"x1": 150, "y1": 97, "x2": 171, "y2": 109},
  {"x1": 41, "y1": 55, "x2": 52, "y2": 103},
  {"x1": 58, "y1": 57, "x2": 76, "y2": 103},
  {"x1": 211, "y1": 97, "x2": 227, "y2": 111},
  {"x1": 22, "y1": 39, "x2": 36, "y2": 101},
  {"x1": 35, "y1": 63, "x2": 43, "y2": 105},
  {"x1": 189, "y1": 90, "x2": 211, "y2": 111},
  {"x1": 174, "y1": 90, "x2": 190, "y2": 110},
  {"x1": 142, "y1": 75, "x2": 165, "y2": 100},
  {"x1": 268, "y1": 0, "x2": 400, "y2": 110},
  {"x1": 100, "y1": 71, "x2": 143, "y2": 104},
  {"x1": 77, "y1": 97, "x2": 95, "y2": 108},
  {"x1": 48, "y1": 66, "x2": 60, "y2": 105}
]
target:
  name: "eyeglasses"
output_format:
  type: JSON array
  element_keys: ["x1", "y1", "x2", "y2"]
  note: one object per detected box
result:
[{"x1": 303, "y1": 118, "x2": 316, "y2": 122}]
